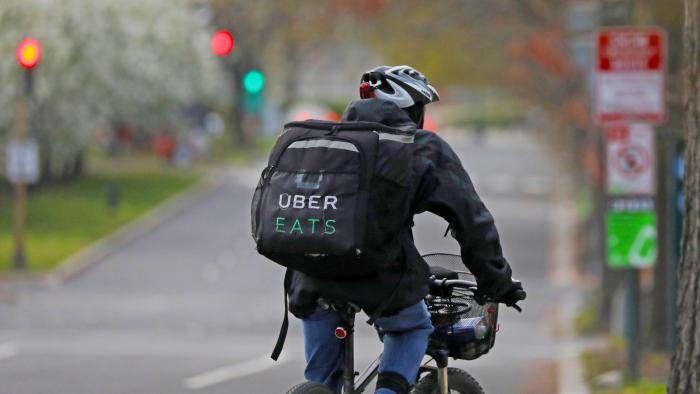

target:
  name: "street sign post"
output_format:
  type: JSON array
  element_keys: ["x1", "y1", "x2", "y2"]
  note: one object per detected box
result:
[
  {"x1": 595, "y1": 22, "x2": 666, "y2": 383},
  {"x1": 594, "y1": 27, "x2": 666, "y2": 124}
]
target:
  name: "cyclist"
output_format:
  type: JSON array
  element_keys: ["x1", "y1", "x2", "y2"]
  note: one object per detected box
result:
[{"x1": 286, "y1": 65, "x2": 524, "y2": 394}]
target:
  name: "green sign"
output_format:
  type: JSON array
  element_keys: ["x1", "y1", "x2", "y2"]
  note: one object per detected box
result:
[{"x1": 606, "y1": 210, "x2": 657, "y2": 268}]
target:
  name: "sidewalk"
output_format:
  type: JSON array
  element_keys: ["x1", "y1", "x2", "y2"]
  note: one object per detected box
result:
[{"x1": 549, "y1": 179, "x2": 591, "y2": 394}]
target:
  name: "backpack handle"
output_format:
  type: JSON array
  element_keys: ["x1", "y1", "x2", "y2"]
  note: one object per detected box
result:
[{"x1": 326, "y1": 125, "x2": 340, "y2": 136}]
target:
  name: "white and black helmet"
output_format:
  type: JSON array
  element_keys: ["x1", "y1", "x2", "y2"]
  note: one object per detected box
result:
[{"x1": 359, "y1": 65, "x2": 440, "y2": 108}]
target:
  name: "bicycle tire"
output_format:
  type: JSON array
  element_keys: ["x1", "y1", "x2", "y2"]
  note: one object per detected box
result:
[
  {"x1": 411, "y1": 368, "x2": 485, "y2": 394},
  {"x1": 286, "y1": 381, "x2": 334, "y2": 394}
]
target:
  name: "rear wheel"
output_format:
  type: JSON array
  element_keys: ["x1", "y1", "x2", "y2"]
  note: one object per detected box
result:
[
  {"x1": 286, "y1": 381, "x2": 334, "y2": 394},
  {"x1": 412, "y1": 368, "x2": 485, "y2": 394}
]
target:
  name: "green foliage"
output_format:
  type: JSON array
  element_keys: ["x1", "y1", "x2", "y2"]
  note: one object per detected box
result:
[
  {"x1": 206, "y1": 132, "x2": 275, "y2": 165},
  {"x1": 592, "y1": 380, "x2": 667, "y2": 394},
  {"x1": 0, "y1": 168, "x2": 198, "y2": 272},
  {"x1": 363, "y1": 0, "x2": 512, "y2": 88},
  {"x1": 581, "y1": 348, "x2": 624, "y2": 385},
  {"x1": 581, "y1": 340, "x2": 668, "y2": 394},
  {"x1": 574, "y1": 296, "x2": 600, "y2": 335}
]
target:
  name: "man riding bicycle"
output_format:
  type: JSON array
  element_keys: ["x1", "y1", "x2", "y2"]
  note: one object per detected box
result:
[{"x1": 284, "y1": 65, "x2": 525, "y2": 394}]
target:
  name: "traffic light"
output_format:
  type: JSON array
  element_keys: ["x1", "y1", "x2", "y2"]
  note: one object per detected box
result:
[
  {"x1": 211, "y1": 30, "x2": 234, "y2": 57},
  {"x1": 243, "y1": 69, "x2": 265, "y2": 94},
  {"x1": 242, "y1": 69, "x2": 265, "y2": 114},
  {"x1": 16, "y1": 38, "x2": 41, "y2": 69}
]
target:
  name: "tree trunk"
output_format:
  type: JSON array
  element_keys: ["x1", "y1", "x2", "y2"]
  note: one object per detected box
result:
[{"x1": 669, "y1": 0, "x2": 700, "y2": 392}]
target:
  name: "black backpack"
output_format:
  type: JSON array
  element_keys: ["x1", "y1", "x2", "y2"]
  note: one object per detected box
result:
[{"x1": 251, "y1": 120, "x2": 415, "y2": 279}]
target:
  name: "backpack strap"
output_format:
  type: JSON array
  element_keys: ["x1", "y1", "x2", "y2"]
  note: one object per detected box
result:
[{"x1": 271, "y1": 270, "x2": 291, "y2": 361}]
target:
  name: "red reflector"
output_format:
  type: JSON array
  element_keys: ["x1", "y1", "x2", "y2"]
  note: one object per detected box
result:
[
  {"x1": 359, "y1": 82, "x2": 374, "y2": 99},
  {"x1": 335, "y1": 327, "x2": 347, "y2": 339}
]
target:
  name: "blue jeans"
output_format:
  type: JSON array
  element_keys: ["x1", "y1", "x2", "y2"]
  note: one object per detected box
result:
[{"x1": 302, "y1": 301, "x2": 433, "y2": 394}]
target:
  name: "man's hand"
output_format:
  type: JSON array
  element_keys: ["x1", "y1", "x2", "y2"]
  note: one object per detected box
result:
[
  {"x1": 500, "y1": 280, "x2": 526, "y2": 312},
  {"x1": 474, "y1": 280, "x2": 526, "y2": 312}
]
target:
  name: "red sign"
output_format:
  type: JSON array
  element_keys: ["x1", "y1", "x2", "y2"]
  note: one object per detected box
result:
[
  {"x1": 598, "y1": 29, "x2": 663, "y2": 72},
  {"x1": 594, "y1": 27, "x2": 666, "y2": 124}
]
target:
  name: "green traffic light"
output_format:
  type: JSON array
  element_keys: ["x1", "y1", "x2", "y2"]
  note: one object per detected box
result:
[{"x1": 243, "y1": 69, "x2": 265, "y2": 94}]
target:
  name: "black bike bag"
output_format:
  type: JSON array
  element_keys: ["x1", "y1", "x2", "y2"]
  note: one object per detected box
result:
[{"x1": 251, "y1": 120, "x2": 414, "y2": 279}]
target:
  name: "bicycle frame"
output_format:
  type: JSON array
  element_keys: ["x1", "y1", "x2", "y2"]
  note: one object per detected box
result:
[
  {"x1": 338, "y1": 308, "x2": 377, "y2": 394},
  {"x1": 338, "y1": 309, "x2": 450, "y2": 394}
]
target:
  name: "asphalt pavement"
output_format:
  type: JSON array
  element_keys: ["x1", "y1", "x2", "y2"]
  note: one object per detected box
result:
[{"x1": 0, "y1": 129, "x2": 580, "y2": 394}]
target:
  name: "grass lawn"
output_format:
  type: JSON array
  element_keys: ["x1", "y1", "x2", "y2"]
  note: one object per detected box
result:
[
  {"x1": 0, "y1": 155, "x2": 199, "y2": 272},
  {"x1": 581, "y1": 338, "x2": 668, "y2": 394}
]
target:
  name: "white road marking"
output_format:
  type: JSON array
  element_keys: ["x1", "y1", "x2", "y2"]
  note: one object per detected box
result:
[
  {"x1": 184, "y1": 353, "x2": 290, "y2": 390},
  {"x1": 0, "y1": 342, "x2": 18, "y2": 361}
]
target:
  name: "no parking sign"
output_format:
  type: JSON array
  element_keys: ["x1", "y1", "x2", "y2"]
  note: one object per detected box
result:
[{"x1": 606, "y1": 123, "x2": 655, "y2": 195}]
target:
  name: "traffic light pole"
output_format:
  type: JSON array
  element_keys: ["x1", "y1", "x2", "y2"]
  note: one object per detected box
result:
[{"x1": 12, "y1": 69, "x2": 33, "y2": 269}]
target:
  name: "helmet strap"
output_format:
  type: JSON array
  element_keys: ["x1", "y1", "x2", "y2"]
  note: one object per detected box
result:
[{"x1": 404, "y1": 104, "x2": 425, "y2": 128}]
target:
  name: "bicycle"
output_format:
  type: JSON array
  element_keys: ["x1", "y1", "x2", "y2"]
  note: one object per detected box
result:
[{"x1": 286, "y1": 253, "x2": 526, "y2": 394}]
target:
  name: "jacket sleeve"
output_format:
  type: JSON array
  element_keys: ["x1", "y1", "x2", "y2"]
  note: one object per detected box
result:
[{"x1": 413, "y1": 132, "x2": 513, "y2": 297}]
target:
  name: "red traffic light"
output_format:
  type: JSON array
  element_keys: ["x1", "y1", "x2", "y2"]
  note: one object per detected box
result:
[
  {"x1": 16, "y1": 38, "x2": 41, "y2": 69},
  {"x1": 211, "y1": 30, "x2": 234, "y2": 57}
]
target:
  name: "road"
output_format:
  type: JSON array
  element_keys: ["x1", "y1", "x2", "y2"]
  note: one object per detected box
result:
[{"x1": 0, "y1": 130, "x2": 573, "y2": 394}]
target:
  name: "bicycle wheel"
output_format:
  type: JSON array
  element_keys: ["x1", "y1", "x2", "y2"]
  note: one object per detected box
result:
[
  {"x1": 286, "y1": 381, "x2": 334, "y2": 394},
  {"x1": 412, "y1": 368, "x2": 485, "y2": 394}
]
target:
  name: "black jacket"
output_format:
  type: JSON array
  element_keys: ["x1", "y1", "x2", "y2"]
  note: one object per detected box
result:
[{"x1": 287, "y1": 99, "x2": 513, "y2": 319}]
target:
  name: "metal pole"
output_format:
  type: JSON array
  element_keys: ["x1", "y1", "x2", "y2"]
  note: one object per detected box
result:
[
  {"x1": 669, "y1": 139, "x2": 684, "y2": 349},
  {"x1": 12, "y1": 184, "x2": 27, "y2": 268},
  {"x1": 12, "y1": 69, "x2": 33, "y2": 269},
  {"x1": 343, "y1": 312, "x2": 356, "y2": 394},
  {"x1": 625, "y1": 268, "x2": 641, "y2": 381}
]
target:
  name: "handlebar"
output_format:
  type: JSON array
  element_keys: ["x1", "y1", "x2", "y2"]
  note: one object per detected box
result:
[{"x1": 429, "y1": 276, "x2": 527, "y2": 309}]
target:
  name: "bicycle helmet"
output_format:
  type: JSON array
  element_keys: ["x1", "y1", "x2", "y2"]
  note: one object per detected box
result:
[{"x1": 359, "y1": 65, "x2": 439, "y2": 128}]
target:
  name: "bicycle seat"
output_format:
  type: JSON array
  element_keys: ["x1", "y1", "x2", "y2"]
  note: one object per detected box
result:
[{"x1": 317, "y1": 298, "x2": 361, "y2": 314}]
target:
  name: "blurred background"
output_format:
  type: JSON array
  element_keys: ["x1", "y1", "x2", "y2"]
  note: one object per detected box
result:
[{"x1": 0, "y1": 1, "x2": 686, "y2": 393}]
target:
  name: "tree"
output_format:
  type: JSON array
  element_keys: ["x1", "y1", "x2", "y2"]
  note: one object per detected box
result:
[
  {"x1": 669, "y1": 0, "x2": 700, "y2": 391},
  {"x1": 0, "y1": 0, "x2": 222, "y2": 180},
  {"x1": 207, "y1": 0, "x2": 339, "y2": 145}
]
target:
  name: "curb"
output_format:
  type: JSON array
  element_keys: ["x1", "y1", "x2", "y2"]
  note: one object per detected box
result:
[
  {"x1": 38, "y1": 168, "x2": 229, "y2": 286},
  {"x1": 549, "y1": 180, "x2": 591, "y2": 394}
]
